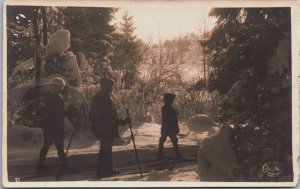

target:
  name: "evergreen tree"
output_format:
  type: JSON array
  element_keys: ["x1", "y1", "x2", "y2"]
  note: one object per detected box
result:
[
  {"x1": 111, "y1": 11, "x2": 142, "y2": 89},
  {"x1": 62, "y1": 7, "x2": 117, "y2": 78},
  {"x1": 120, "y1": 11, "x2": 137, "y2": 42},
  {"x1": 205, "y1": 8, "x2": 292, "y2": 180}
]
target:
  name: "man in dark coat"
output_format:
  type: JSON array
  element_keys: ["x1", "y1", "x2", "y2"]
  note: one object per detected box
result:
[
  {"x1": 36, "y1": 77, "x2": 71, "y2": 173},
  {"x1": 157, "y1": 93, "x2": 184, "y2": 161},
  {"x1": 90, "y1": 78, "x2": 130, "y2": 178}
]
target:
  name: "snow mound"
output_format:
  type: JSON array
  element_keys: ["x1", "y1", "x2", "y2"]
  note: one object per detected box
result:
[
  {"x1": 186, "y1": 114, "x2": 217, "y2": 133},
  {"x1": 7, "y1": 119, "x2": 98, "y2": 160},
  {"x1": 8, "y1": 125, "x2": 43, "y2": 150},
  {"x1": 46, "y1": 29, "x2": 71, "y2": 56},
  {"x1": 11, "y1": 58, "x2": 34, "y2": 76},
  {"x1": 197, "y1": 124, "x2": 242, "y2": 181}
]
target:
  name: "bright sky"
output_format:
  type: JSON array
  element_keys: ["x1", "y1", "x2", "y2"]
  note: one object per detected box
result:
[{"x1": 112, "y1": 2, "x2": 217, "y2": 43}]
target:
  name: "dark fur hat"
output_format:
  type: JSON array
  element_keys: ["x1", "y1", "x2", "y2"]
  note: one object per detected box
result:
[
  {"x1": 100, "y1": 77, "x2": 114, "y2": 87},
  {"x1": 163, "y1": 93, "x2": 176, "y2": 101}
]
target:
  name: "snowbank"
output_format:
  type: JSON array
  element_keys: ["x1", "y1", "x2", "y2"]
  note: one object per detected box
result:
[
  {"x1": 11, "y1": 58, "x2": 34, "y2": 76},
  {"x1": 7, "y1": 119, "x2": 98, "y2": 160},
  {"x1": 186, "y1": 114, "x2": 217, "y2": 133},
  {"x1": 197, "y1": 124, "x2": 242, "y2": 181},
  {"x1": 8, "y1": 125, "x2": 43, "y2": 150}
]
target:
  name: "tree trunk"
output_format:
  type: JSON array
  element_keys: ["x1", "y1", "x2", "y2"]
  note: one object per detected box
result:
[
  {"x1": 42, "y1": 7, "x2": 48, "y2": 46},
  {"x1": 33, "y1": 7, "x2": 41, "y2": 85},
  {"x1": 203, "y1": 46, "x2": 206, "y2": 84}
]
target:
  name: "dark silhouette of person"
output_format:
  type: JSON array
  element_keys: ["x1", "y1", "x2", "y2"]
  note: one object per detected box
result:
[
  {"x1": 90, "y1": 78, "x2": 130, "y2": 178},
  {"x1": 157, "y1": 93, "x2": 185, "y2": 161},
  {"x1": 36, "y1": 77, "x2": 72, "y2": 173}
]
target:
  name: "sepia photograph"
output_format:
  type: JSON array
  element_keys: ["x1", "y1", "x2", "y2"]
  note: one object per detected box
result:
[{"x1": 2, "y1": 0, "x2": 299, "y2": 187}]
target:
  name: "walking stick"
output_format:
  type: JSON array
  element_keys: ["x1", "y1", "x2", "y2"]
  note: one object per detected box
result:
[
  {"x1": 55, "y1": 126, "x2": 76, "y2": 180},
  {"x1": 65, "y1": 127, "x2": 76, "y2": 156},
  {"x1": 126, "y1": 109, "x2": 143, "y2": 178}
]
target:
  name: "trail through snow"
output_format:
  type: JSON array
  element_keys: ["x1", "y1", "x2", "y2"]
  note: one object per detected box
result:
[{"x1": 7, "y1": 122, "x2": 208, "y2": 182}]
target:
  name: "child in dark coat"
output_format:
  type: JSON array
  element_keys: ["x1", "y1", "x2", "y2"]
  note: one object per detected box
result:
[{"x1": 157, "y1": 93, "x2": 184, "y2": 161}]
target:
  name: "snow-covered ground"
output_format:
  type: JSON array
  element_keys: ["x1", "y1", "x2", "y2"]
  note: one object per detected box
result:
[{"x1": 7, "y1": 122, "x2": 210, "y2": 182}]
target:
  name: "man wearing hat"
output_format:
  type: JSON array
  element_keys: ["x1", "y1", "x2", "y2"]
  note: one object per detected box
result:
[
  {"x1": 36, "y1": 77, "x2": 72, "y2": 173},
  {"x1": 157, "y1": 93, "x2": 185, "y2": 161},
  {"x1": 90, "y1": 77, "x2": 131, "y2": 178}
]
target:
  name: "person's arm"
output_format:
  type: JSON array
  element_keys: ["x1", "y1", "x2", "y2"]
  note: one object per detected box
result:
[
  {"x1": 174, "y1": 108, "x2": 180, "y2": 134},
  {"x1": 161, "y1": 107, "x2": 167, "y2": 133},
  {"x1": 175, "y1": 110, "x2": 179, "y2": 127}
]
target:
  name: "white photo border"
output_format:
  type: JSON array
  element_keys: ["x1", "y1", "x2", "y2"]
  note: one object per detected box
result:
[{"x1": 2, "y1": 0, "x2": 299, "y2": 188}]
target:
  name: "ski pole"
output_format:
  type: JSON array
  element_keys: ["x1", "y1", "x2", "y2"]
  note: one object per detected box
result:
[
  {"x1": 126, "y1": 109, "x2": 143, "y2": 178},
  {"x1": 55, "y1": 127, "x2": 76, "y2": 181},
  {"x1": 65, "y1": 127, "x2": 76, "y2": 156}
]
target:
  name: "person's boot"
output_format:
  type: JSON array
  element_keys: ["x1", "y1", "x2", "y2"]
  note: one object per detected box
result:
[
  {"x1": 97, "y1": 168, "x2": 119, "y2": 178},
  {"x1": 36, "y1": 153, "x2": 50, "y2": 173},
  {"x1": 173, "y1": 143, "x2": 186, "y2": 162},
  {"x1": 157, "y1": 141, "x2": 166, "y2": 160},
  {"x1": 96, "y1": 169, "x2": 103, "y2": 178}
]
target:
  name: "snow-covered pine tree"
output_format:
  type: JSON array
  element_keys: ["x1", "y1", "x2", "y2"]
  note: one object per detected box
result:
[{"x1": 205, "y1": 8, "x2": 292, "y2": 181}]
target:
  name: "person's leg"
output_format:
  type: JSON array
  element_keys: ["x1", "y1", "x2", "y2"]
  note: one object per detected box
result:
[
  {"x1": 97, "y1": 137, "x2": 114, "y2": 177},
  {"x1": 37, "y1": 136, "x2": 53, "y2": 171},
  {"x1": 105, "y1": 138, "x2": 114, "y2": 174},
  {"x1": 157, "y1": 134, "x2": 167, "y2": 160},
  {"x1": 97, "y1": 139, "x2": 102, "y2": 176},
  {"x1": 170, "y1": 135, "x2": 184, "y2": 160},
  {"x1": 54, "y1": 138, "x2": 70, "y2": 169}
]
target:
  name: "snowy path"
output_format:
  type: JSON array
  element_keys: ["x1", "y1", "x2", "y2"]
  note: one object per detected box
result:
[{"x1": 7, "y1": 122, "x2": 203, "y2": 182}]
